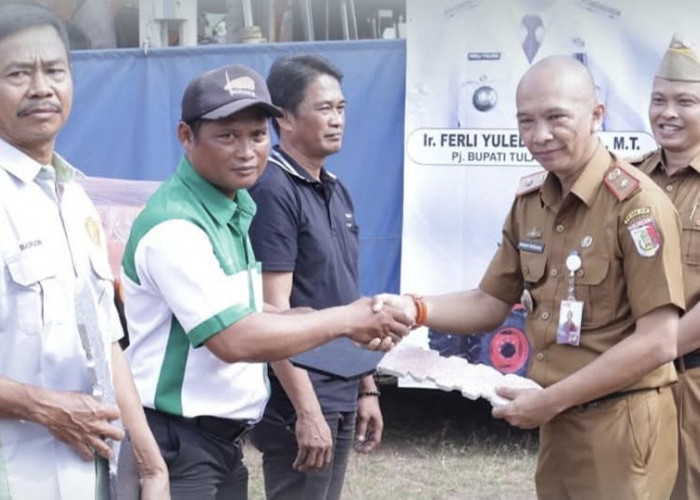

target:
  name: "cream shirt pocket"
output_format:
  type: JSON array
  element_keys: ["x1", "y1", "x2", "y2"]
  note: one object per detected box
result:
[
  {"x1": 5, "y1": 247, "x2": 58, "y2": 334},
  {"x1": 88, "y1": 248, "x2": 115, "y2": 309}
]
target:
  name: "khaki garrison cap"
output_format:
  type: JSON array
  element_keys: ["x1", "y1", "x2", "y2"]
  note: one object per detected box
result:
[{"x1": 656, "y1": 34, "x2": 700, "y2": 82}]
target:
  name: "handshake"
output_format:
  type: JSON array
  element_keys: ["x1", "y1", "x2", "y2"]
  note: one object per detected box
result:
[{"x1": 342, "y1": 293, "x2": 420, "y2": 352}]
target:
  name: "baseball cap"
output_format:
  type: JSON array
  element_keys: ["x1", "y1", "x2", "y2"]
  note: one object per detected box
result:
[
  {"x1": 655, "y1": 34, "x2": 700, "y2": 82},
  {"x1": 181, "y1": 64, "x2": 282, "y2": 122}
]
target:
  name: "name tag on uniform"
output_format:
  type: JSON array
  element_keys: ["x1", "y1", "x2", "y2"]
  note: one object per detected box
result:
[
  {"x1": 557, "y1": 300, "x2": 583, "y2": 347},
  {"x1": 518, "y1": 240, "x2": 545, "y2": 253},
  {"x1": 467, "y1": 52, "x2": 501, "y2": 61}
]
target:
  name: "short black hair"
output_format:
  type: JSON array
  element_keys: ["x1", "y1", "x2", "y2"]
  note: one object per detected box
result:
[
  {"x1": 0, "y1": 3, "x2": 70, "y2": 54},
  {"x1": 266, "y1": 54, "x2": 343, "y2": 135}
]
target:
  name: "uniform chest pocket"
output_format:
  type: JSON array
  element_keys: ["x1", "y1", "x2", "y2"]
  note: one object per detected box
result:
[
  {"x1": 680, "y1": 211, "x2": 700, "y2": 266},
  {"x1": 521, "y1": 253, "x2": 547, "y2": 285},
  {"x1": 87, "y1": 248, "x2": 117, "y2": 316},
  {"x1": 5, "y1": 249, "x2": 58, "y2": 334},
  {"x1": 573, "y1": 255, "x2": 611, "y2": 328}
]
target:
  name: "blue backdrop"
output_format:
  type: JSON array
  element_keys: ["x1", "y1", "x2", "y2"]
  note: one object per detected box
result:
[{"x1": 57, "y1": 40, "x2": 406, "y2": 296}]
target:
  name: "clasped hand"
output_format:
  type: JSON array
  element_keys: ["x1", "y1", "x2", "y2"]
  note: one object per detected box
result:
[{"x1": 346, "y1": 296, "x2": 414, "y2": 351}]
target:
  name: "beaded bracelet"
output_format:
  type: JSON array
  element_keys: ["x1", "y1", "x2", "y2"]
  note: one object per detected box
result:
[
  {"x1": 405, "y1": 293, "x2": 427, "y2": 329},
  {"x1": 358, "y1": 390, "x2": 381, "y2": 399}
]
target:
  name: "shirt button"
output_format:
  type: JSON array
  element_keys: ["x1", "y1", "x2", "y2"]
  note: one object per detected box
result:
[
  {"x1": 551, "y1": 269, "x2": 558, "y2": 277},
  {"x1": 556, "y1": 224, "x2": 565, "y2": 233},
  {"x1": 536, "y1": 352, "x2": 545, "y2": 361},
  {"x1": 541, "y1": 311, "x2": 550, "y2": 320},
  {"x1": 576, "y1": 269, "x2": 584, "y2": 277},
  {"x1": 666, "y1": 185, "x2": 674, "y2": 192}
]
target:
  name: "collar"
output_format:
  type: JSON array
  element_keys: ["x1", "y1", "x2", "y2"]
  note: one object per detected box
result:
[
  {"x1": 687, "y1": 150, "x2": 700, "y2": 174},
  {"x1": 540, "y1": 141, "x2": 611, "y2": 208},
  {"x1": 0, "y1": 137, "x2": 44, "y2": 183},
  {"x1": 51, "y1": 153, "x2": 78, "y2": 182},
  {"x1": 568, "y1": 141, "x2": 614, "y2": 206},
  {"x1": 268, "y1": 145, "x2": 337, "y2": 184},
  {"x1": 176, "y1": 156, "x2": 256, "y2": 227},
  {"x1": 0, "y1": 136, "x2": 77, "y2": 184},
  {"x1": 638, "y1": 149, "x2": 664, "y2": 175},
  {"x1": 658, "y1": 149, "x2": 700, "y2": 176}
]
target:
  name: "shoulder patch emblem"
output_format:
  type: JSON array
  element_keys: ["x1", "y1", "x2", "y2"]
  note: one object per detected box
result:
[
  {"x1": 516, "y1": 170, "x2": 547, "y2": 197},
  {"x1": 604, "y1": 165, "x2": 640, "y2": 201},
  {"x1": 85, "y1": 217, "x2": 101, "y2": 247},
  {"x1": 627, "y1": 217, "x2": 662, "y2": 257},
  {"x1": 623, "y1": 207, "x2": 651, "y2": 225}
]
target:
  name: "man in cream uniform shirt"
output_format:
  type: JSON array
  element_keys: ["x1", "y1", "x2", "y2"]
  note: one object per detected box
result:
[{"x1": 0, "y1": 4, "x2": 167, "y2": 499}]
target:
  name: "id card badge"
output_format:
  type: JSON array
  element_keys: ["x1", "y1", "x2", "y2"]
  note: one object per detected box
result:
[{"x1": 557, "y1": 300, "x2": 583, "y2": 346}]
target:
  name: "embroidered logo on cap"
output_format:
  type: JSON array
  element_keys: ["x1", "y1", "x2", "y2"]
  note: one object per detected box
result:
[{"x1": 224, "y1": 72, "x2": 256, "y2": 97}]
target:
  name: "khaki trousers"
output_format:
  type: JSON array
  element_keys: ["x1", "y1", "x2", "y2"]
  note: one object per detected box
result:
[
  {"x1": 536, "y1": 386, "x2": 677, "y2": 500},
  {"x1": 671, "y1": 367, "x2": 700, "y2": 500}
]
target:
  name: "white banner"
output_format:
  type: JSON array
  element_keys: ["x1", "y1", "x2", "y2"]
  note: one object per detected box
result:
[{"x1": 402, "y1": 0, "x2": 700, "y2": 297}]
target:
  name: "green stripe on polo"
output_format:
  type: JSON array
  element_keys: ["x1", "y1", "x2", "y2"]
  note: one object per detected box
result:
[
  {"x1": 154, "y1": 317, "x2": 189, "y2": 415},
  {"x1": 188, "y1": 304, "x2": 255, "y2": 347}
]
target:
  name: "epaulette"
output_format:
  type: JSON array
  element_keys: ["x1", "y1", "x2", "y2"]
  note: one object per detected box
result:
[
  {"x1": 627, "y1": 150, "x2": 656, "y2": 167},
  {"x1": 516, "y1": 170, "x2": 547, "y2": 197},
  {"x1": 603, "y1": 164, "x2": 640, "y2": 201}
]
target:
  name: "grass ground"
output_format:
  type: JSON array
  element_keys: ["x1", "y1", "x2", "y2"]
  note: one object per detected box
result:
[{"x1": 243, "y1": 384, "x2": 539, "y2": 500}]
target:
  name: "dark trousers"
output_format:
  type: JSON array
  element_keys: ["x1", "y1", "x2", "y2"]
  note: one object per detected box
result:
[
  {"x1": 250, "y1": 408, "x2": 357, "y2": 500},
  {"x1": 145, "y1": 408, "x2": 249, "y2": 500}
]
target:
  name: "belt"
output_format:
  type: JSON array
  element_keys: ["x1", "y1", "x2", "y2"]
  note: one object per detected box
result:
[
  {"x1": 674, "y1": 352, "x2": 700, "y2": 372},
  {"x1": 144, "y1": 407, "x2": 253, "y2": 443},
  {"x1": 576, "y1": 387, "x2": 660, "y2": 411}
]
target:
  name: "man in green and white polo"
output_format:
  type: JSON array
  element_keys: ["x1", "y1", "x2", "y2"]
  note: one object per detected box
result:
[{"x1": 121, "y1": 63, "x2": 412, "y2": 500}]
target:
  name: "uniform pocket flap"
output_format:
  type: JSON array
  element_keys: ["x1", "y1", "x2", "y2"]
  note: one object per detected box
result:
[
  {"x1": 521, "y1": 254, "x2": 546, "y2": 282},
  {"x1": 576, "y1": 255, "x2": 609, "y2": 285},
  {"x1": 681, "y1": 218, "x2": 700, "y2": 232},
  {"x1": 5, "y1": 248, "x2": 57, "y2": 286},
  {"x1": 680, "y1": 203, "x2": 700, "y2": 232}
]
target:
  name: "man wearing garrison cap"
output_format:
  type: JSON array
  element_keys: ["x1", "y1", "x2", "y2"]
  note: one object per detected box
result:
[
  {"x1": 121, "y1": 64, "x2": 411, "y2": 499},
  {"x1": 632, "y1": 34, "x2": 700, "y2": 500}
]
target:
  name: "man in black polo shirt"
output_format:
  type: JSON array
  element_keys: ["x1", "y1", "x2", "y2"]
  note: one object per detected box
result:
[{"x1": 248, "y1": 54, "x2": 382, "y2": 500}]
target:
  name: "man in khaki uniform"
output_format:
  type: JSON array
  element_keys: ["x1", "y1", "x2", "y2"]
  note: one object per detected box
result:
[
  {"x1": 381, "y1": 55, "x2": 685, "y2": 499},
  {"x1": 633, "y1": 35, "x2": 700, "y2": 500}
]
